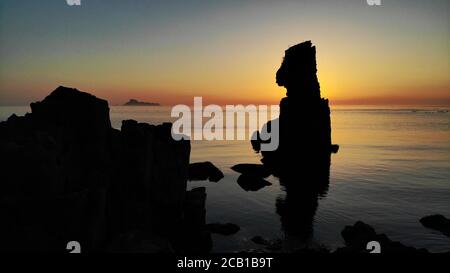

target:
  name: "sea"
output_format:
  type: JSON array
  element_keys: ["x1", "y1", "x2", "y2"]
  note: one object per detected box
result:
[{"x1": 1, "y1": 105, "x2": 449, "y2": 253}]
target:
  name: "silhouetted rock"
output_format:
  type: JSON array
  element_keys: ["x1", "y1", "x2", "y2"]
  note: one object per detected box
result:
[
  {"x1": 250, "y1": 42, "x2": 338, "y2": 250},
  {"x1": 237, "y1": 174, "x2": 272, "y2": 191},
  {"x1": 124, "y1": 99, "x2": 160, "y2": 106},
  {"x1": 335, "y1": 221, "x2": 428, "y2": 253},
  {"x1": 249, "y1": 42, "x2": 336, "y2": 249},
  {"x1": 331, "y1": 144, "x2": 339, "y2": 154},
  {"x1": 420, "y1": 214, "x2": 450, "y2": 237},
  {"x1": 251, "y1": 41, "x2": 338, "y2": 176},
  {"x1": 111, "y1": 119, "x2": 190, "y2": 236},
  {"x1": 0, "y1": 86, "x2": 190, "y2": 253},
  {"x1": 231, "y1": 164, "x2": 271, "y2": 178},
  {"x1": 174, "y1": 187, "x2": 212, "y2": 253},
  {"x1": 206, "y1": 223, "x2": 240, "y2": 236},
  {"x1": 188, "y1": 161, "x2": 224, "y2": 182},
  {"x1": 341, "y1": 221, "x2": 376, "y2": 246}
]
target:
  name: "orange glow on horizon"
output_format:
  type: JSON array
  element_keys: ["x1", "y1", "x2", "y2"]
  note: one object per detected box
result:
[{"x1": 0, "y1": 1, "x2": 448, "y2": 107}]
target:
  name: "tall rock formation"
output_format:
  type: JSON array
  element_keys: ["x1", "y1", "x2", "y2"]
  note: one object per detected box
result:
[
  {"x1": 252, "y1": 41, "x2": 336, "y2": 176},
  {"x1": 249, "y1": 41, "x2": 335, "y2": 244}
]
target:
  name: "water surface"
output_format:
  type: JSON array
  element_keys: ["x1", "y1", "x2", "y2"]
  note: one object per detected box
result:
[{"x1": 1, "y1": 105, "x2": 449, "y2": 252}]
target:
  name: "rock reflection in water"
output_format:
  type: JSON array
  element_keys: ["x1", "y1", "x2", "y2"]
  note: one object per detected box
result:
[{"x1": 275, "y1": 155, "x2": 330, "y2": 248}]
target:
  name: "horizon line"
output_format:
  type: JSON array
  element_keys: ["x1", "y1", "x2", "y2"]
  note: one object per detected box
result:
[{"x1": 1, "y1": 102, "x2": 449, "y2": 108}]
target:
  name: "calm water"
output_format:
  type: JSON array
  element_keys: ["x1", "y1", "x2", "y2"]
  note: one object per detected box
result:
[{"x1": 1, "y1": 105, "x2": 449, "y2": 252}]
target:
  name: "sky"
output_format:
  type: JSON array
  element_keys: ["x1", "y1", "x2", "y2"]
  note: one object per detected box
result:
[{"x1": 0, "y1": 0, "x2": 449, "y2": 106}]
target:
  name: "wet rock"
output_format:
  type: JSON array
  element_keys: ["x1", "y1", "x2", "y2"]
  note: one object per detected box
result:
[
  {"x1": 420, "y1": 214, "x2": 450, "y2": 237},
  {"x1": 335, "y1": 221, "x2": 428, "y2": 253},
  {"x1": 237, "y1": 174, "x2": 272, "y2": 191},
  {"x1": 231, "y1": 164, "x2": 271, "y2": 178},
  {"x1": 188, "y1": 162, "x2": 224, "y2": 182},
  {"x1": 207, "y1": 223, "x2": 240, "y2": 236}
]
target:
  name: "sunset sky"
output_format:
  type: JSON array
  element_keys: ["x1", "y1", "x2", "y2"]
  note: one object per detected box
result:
[{"x1": 0, "y1": 0, "x2": 448, "y2": 106}]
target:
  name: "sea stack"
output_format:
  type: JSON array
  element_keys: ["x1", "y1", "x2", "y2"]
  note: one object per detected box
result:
[{"x1": 252, "y1": 41, "x2": 335, "y2": 175}]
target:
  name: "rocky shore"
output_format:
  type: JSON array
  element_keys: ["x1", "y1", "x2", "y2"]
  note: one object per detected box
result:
[{"x1": 0, "y1": 86, "x2": 205, "y2": 253}]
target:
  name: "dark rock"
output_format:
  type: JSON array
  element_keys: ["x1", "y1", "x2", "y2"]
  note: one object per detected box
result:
[
  {"x1": 207, "y1": 223, "x2": 240, "y2": 236},
  {"x1": 188, "y1": 161, "x2": 224, "y2": 182},
  {"x1": 335, "y1": 221, "x2": 428, "y2": 253},
  {"x1": 174, "y1": 187, "x2": 212, "y2": 253},
  {"x1": 251, "y1": 236, "x2": 270, "y2": 246},
  {"x1": 420, "y1": 214, "x2": 450, "y2": 237},
  {"x1": 107, "y1": 119, "x2": 191, "y2": 242},
  {"x1": 231, "y1": 164, "x2": 271, "y2": 178},
  {"x1": 0, "y1": 86, "x2": 190, "y2": 253},
  {"x1": 237, "y1": 174, "x2": 272, "y2": 192},
  {"x1": 251, "y1": 41, "x2": 338, "y2": 176},
  {"x1": 341, "y1": 221, "x2": 376, "y2": 247},
  {"x1": 124, "y1": 99, "x2": 160, "y2": 106},
  {"x1": 248, "y1": 43, "x2": 336, "y2": 246},
  {"x1": 331, "y1": 144, "x2": 339, "y2": 154},
  {"x1": 183, "y1": 187, "x2": 208, "y2": 232}
]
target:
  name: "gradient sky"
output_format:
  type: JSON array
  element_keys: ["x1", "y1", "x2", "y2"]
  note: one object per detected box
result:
[{"x1": 0, "y1": 0, "x2": 448, "y2": 106}]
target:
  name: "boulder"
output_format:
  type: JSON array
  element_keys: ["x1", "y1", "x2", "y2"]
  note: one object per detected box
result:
[
  {"x1": 231, "y1": 164, "x2": 271, "y2": 178},
  {"x1": 420, "y1": 214, "x2": 450, "y2": 237},
  {"x1": 237, "y1": 174, "x2": 272, "y2": 192},
  {"x1": 188, "y1": 161, "x2": 224, "y2": 182},
  {"x1": 335, "y1": 221, "x2": 428, "y2": 253}
]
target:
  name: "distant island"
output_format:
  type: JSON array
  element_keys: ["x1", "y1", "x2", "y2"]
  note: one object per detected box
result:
[{"x1": 124, "y1": 99, "x2": 160, "y2": 106}]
